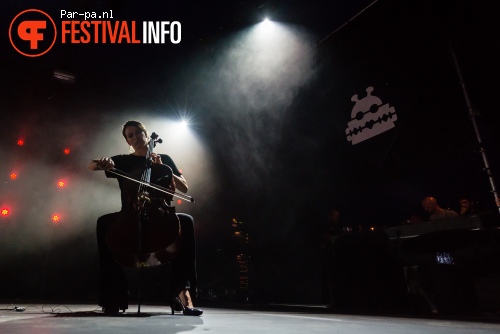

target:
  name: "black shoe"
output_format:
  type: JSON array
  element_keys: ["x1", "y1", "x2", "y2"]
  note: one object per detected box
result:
[
  {"x1": 170, "y1": 297, "x2": 203, "y2": 316},
  {"x1": 171, "y1": 299, "x2": 183, "y2": 312}
]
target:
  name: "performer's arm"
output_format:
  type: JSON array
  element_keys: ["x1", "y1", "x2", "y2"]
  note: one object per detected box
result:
[{"x1": 89, "y1": 157, "x2": 115, "y2": 171}]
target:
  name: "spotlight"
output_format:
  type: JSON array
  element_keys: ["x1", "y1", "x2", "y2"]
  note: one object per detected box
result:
[
  {"x1": 52, "y1": 214, "x2": 60, "y2": 222},
  {"x1": 63, "y1": 148, "x2": 70, "y2": 155},
  {"x1": 262, "y1": 17, "x2": 273, "y2": 26},
  {"x1": 17, "y1": 140, "x2": 24, "y2": 146},
  {"x1": 10, "y1": 173, "x2": 17, "y2": 180},
  {"x1": 172, "y1": 119, "x2": 190, "y2": 134},
  {"x1": 57, "y1": 180, "x2": 66, "y2": 188},
  {"x1": 1, "y1": 208, "x2": 9, "y2": 217},
  {"x1": 257, "y1": 16, "x2": 276, "y2": 33}
]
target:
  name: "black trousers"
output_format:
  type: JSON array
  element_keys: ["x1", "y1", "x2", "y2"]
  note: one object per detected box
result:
[{"x1": 96, "y1": 212, "x2": 197, "y2": 309}]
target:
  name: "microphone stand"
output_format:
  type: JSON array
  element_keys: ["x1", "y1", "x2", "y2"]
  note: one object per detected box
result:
[{"x1": 449, "y1": 42, "x2": 500, "y2": 215}]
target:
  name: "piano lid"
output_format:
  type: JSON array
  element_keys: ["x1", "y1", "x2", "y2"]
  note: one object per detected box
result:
[{"x1": 384, "y1": 215, "x2": 483, "y2": 239}]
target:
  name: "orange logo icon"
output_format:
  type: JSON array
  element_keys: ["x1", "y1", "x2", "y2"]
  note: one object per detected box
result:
[{"x1": 9, "y1": 9, "x2": 57, "y2": 57}]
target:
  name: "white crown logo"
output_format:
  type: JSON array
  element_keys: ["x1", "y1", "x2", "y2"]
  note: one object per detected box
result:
[{"x1": 345, "y1": 86, "x2": 397, "y2": 145}]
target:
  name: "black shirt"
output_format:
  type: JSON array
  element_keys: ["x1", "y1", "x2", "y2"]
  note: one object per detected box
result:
[{"x1": 105, "y1": 154, "x2": 182, "y2": 211}]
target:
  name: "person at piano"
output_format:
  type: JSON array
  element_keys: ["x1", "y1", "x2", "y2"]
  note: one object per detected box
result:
[
  {"x1": 458, "y1": 197, "x2": 477, "y2": 216},
  {"x1": 421, "y1": 196, "x2": 459, "y2": 221}
]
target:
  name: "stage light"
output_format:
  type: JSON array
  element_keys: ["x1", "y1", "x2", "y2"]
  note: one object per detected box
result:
[
  {"x1": 260, "y1": 17, "x2": 274, "y2": 30},
  {"x1": 163, "y1": 118, "x2": 193, "y2": 139},
  {"x1": 1, "y1": 208, "x2": 9, "y2": 217},
  {"x1": 57, "y1": 180, "x2": 66, "y2": 188},
  {"x1": 52, "y1": 214, "x2": 60, "y2": 222},
  {"x1": 17, "y1": 140, "x2": 24, "y2": 146},
  {"x1": 174, "y1": 119, "x2": 189, "y2": 132},
  {"x1": 63, "y1": 148, "x2": 70, "y2": 155},
  {"x1": 177, "y1": 199, "x2": 182, "y2": 205},
  {"x1": 10, "y1": 173, "x2": 17, "y2": 180}
]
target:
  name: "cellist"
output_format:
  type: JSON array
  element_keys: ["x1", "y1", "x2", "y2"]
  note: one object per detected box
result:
[{"x1": 88, "y1": 120, "x2": 202, "y2": 316}]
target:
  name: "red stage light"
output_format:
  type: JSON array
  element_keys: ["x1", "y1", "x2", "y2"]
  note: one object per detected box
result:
[
  {"x1": 177, "y1": 199, "x2": 182, "y2": 205},
  {"x1": 52, "y1": 214, "x2": 60, "y2": 222},
  {"x1": 17, "y1": 140, "x2": 24, "y2": 146},
  {"x1": 57, "y1": 180, "x2": 66, "y2": 188},
  {"x1": 63, "y1": 148, "x2": 70, "y2": 155},
  {"x1": 10, "y1": 173, "x2": 17, "y2": 180},
  {"x1": 1, "y1": 208, "x2": 9, "y2": 216}
]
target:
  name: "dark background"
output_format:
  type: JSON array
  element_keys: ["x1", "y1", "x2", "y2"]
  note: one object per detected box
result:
[{"x1": 1, "y1": 0, "x2": 499, "y2": 306}]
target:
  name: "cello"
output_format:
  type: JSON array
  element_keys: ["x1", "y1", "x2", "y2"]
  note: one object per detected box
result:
[{"x1": 101, "y1": 132, "x2": 194, "y2": 268}]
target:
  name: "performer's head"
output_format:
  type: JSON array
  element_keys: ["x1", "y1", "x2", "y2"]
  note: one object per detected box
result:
[
  {"x1": 122, "y1": 120, "x2": 148, "y2": 140},
  {"x1": 422, "y1": 196, "x2": 438, "y2": 214},
  {"x1": 459, "y1": 197, "x2": 475, "y2": 215},
  {"x1": 122, "y1": 120, "x2": 148, "y2": 149}
]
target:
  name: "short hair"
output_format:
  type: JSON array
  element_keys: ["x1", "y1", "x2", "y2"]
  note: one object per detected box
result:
[{"x1": 122, "y1": 120, "x2": 148, "y2": 140}]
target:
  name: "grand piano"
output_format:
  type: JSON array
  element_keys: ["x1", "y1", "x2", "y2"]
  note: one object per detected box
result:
[
  {"x1": 384, "y1": 214, "x2": 500, "y2": 265},
  {"x1": 327, "y1": 214, "x2": 500, "y2": 315},
  {"x1": 385, "y1": 215, "x2": 484, "y2": 240},
  {"x1": 383, "y1": 214, "x2": 500, "y2": 314}
]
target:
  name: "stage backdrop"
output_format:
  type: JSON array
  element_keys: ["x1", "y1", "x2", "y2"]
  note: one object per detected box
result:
[{"x1": 287, "y1": 0, "x2": 500, "y2": 227}]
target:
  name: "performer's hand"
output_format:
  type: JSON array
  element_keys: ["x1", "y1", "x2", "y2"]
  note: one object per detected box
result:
[
  {"x1": 150, "y1": 153, "x2": 162, "y2": 165},
  {"x1": 94, "y1": 157, "x2": 115, "y2": 170}
]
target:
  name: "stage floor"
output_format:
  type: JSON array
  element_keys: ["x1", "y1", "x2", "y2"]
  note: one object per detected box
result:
[{"x1": 1, "y1": 304, "x2": 500, "y2": 334}]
